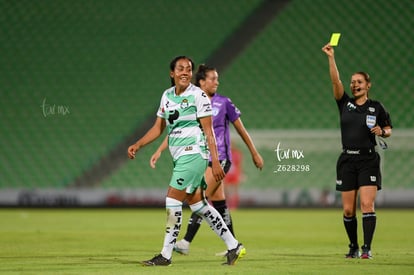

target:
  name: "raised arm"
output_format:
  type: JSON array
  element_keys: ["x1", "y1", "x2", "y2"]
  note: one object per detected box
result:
[
  {"x1": 322, "y1": 43, "x2": 344, "y2": 100},
  {"x1": 232, "y1": 118, "x2": 264, "y2": 170}
]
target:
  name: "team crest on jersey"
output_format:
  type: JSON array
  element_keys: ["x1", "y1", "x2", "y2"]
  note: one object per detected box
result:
[
  {"x1": 180, "y1": 99, "x2": 189, "y2": 109},
  {"x1": 366, "y1": 115, "x2": 376, "y2": 129},
  {"x1": 212, "y1": 107, "x2": 219, "y2": 116}
]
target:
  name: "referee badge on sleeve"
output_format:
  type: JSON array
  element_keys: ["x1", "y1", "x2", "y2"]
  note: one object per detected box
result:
[{"x1": 366, "y1": 115, "x2": 376, "y2": 129}]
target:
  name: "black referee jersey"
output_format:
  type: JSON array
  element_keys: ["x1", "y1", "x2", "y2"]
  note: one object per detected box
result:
[{"x1": 336, "y1": 92, "x2": 392, "y2": 150}]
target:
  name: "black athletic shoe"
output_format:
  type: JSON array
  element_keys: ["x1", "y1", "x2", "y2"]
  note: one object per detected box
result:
[
  {"x1": 345, "y1": 244, "x2": 360, "y2": 258},
  {"x1": 360, "y1": 245, "x2": 372, "y2": 259},
  {"x1": 223, "y1": 243, "x2": 246, "y2": 265},
  {"x1": 141, "y1": 254, "x2": 172, "y2": 266}
]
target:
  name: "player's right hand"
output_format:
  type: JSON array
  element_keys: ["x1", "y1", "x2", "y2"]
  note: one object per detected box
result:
[
  {"x1": 128, "y1": 144, "x2": 138, "y2": 159},
  {"x1": 212, "y1": 162, "x2": 225, "y2": 182},
  {"x1": 322, "y1": 43, "x2": 334, "y2": 57}
]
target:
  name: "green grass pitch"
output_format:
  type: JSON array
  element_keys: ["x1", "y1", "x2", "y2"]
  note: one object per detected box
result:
[{"x1": 0, "y1": 208, "x2": 413, "y2": 274}]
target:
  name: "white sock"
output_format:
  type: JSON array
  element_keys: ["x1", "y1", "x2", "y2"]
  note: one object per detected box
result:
[
  {"x1": 161, "y1": 197, "x2": 183, "y2": 259},
  {"x1": 190, "y1": 200, "x2": 238, "y2": 250}
]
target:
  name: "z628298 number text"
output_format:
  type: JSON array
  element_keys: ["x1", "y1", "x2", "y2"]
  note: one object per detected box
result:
[{"x1": 273, "y1": 164, "x2": 310, "y2": 173}]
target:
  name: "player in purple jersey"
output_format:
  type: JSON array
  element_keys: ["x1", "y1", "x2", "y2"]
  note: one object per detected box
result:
[{"x1": 150, "y1": 64, "x2": 264, "y2": 256}]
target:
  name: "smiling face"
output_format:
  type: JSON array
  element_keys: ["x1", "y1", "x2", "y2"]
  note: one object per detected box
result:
[
  {"x1": 350, "y1": 72, "x2": 371, "y2": 99},
  {"x1": 199, "y1": 70, "x2": 219, "y2": 97},
  {"x1": 170, "y1": 58, "x2": 193, "y2": 94}
]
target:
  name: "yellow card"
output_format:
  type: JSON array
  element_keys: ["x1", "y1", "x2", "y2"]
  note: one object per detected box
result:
[{"x1": 329, "y1": 33, "x2": 341, "y2": 46}]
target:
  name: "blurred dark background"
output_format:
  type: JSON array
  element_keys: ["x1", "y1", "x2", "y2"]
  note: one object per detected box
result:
[{"x1": 1, "y1": 0, "x2": 413, "y2": 207}]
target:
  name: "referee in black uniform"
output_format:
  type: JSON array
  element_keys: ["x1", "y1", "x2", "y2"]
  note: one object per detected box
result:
[{"x1": 322, "y1": 43, "x2": 392, "y2": 259}]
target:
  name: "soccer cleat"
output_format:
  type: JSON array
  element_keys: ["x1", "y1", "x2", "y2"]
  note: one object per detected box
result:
[
  {"x1": 141, "y1": 254, "x2": 172, "y2": 266},
  {"x1": 345, "y1": 244, "x2": 360, "y2": 258},
  {"x1": 173, "y1": 239, "x2": 190, "y2": 255},
  {"x1": 360, "y1": 245, "x2": 373, "y2": 259},
  {"x1": 223, "y1": 243, "x2": 246, "y2": 265}
]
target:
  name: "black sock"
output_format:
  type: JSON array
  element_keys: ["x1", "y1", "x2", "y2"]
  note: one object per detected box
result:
[
  {"x1": 212, "y1": 200, "x2": 235, "y2": 237},
  {"x1": 362, "y1": 212, "x2": 376, "y2": 249},
  {"x1": 183, "y1": 212, "x2": 203, "y2": 243},
  {"x1": 343, "y1": 215, "x2": 358, "y2": 247}
]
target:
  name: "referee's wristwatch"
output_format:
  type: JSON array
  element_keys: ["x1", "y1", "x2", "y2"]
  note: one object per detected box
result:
[{"x1": 381, "y1": 128, "x2": 386, "y2": 137}]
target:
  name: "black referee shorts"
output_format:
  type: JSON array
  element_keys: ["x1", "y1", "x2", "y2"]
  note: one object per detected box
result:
[{"x1": 336, "y1": 152, "x2": 382, "y2": 191}]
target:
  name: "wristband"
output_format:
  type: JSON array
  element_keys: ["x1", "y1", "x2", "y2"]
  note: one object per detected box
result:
[{"x1": 381, "y1": 128, "x2": 386, "y2": 137}]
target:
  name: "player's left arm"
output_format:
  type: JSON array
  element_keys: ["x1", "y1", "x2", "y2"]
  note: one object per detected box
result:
[
  {"x1": 150, "y1": 135, "x2": 168, "y2": 168},
  {"x1": 371, "y1": 125, "x2": 392, "y2": 138},
  {"x1": 371, "y1": 104, "x2": 392, "y2": 138},
  {"x1": 232, "y1": 118, "x2": 264, "y2": 170}
]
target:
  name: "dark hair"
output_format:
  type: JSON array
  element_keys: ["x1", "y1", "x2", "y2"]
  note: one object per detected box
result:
[
  {"x1": 195, "y1": 64, "x2": 216, "y2": 87},
  {"x1": 353, "y1": 71, "x2": 371, "y2": 83},
  {"x1": 169, "y1": 56, "x2": 195, "y2": 86}
]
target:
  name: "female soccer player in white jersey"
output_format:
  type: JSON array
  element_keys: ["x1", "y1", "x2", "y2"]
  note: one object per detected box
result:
[
  {"x1": 150, "y1": 64, "x2": 264, "y2": 256},
  {"x1": 127, "y1": 56, "x2": 245, "y2": 266}
]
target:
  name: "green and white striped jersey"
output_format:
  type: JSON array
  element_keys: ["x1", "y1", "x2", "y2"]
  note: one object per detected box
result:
[{"x1": 157, "y1": 84, "x2": 212, "y2": 160}]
